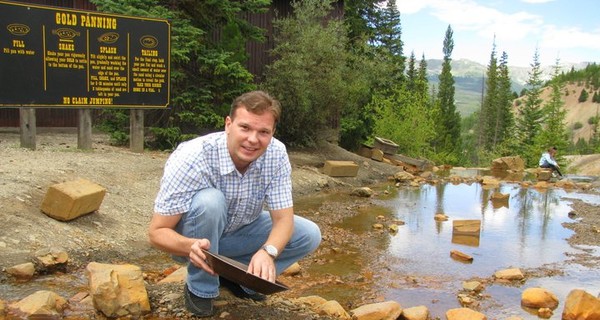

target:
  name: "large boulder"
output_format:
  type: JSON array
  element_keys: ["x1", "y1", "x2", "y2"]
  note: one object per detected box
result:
[{"x1": 491, "y1": 156, "x2": 525, "y2": 172}]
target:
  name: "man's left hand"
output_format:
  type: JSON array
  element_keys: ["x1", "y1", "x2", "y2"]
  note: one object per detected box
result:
[{"x1": 248, "y1": 250, "x2": 276, "y2": 282}]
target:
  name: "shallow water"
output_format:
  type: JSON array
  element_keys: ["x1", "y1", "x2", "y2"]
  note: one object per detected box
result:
[{"x1": 320, "y1": 179, "x2": 600, "y2": 319}]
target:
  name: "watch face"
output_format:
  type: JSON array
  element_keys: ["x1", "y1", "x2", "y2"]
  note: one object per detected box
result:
[{"x1": 264, "y1": 245, "x2": 278, "y2": 257}]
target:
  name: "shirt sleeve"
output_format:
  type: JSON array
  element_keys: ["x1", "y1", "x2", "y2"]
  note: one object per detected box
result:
[{"x1": 264, "y1": 148, "x2": 293, "y2": 211}]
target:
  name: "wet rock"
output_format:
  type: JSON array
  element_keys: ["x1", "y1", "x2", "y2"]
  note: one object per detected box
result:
[
  {"x1": 388, "y1": 224, "x2": 399, "y2": 233},
  {"x1": 434, "y1": 213, "x2": 448, "y2": 221},
  {"x1": 538, "y1": 307, "x2": 553, "y2": 318},
  {"x1": 159, "y1": 266, "x2": 186, "y2": 283},
  {"x1": 6, "y1": 262, "x2": 35, "y2": 280},
  {"x1": 562, "y1": 289, "x2": 600, "y2": 319},
  {"x1": 445, "y1": 307, "x2": 486, "y2": 320},
  {"x1": 86, "y1": 262, "x2": 151, "y2": 318},
  {"x1": 462, "y1": 281, "x2": 483, "y2": 292},
  {"x1": 8, "y1": 290, "x2": 67, "y2": 319},
  {"x1": 480, "y1": 176, "x2": 500, "y2": 186},
  {"x1": 394, "y1": 171, "x2": 415, "y2": 182},
  {"x1": 452, "y1": 220, "x2": 481, "y2": 235},
  {"x1": 351, "y1": 187, "x2": 374, "y2": 197},
  {"x1": 450, "y1": 250, "x2": 473, "y2": 262},
  {"x1": 34, "y1": 248, "x2": 69, "y2": 273},
  {"x1": 491, "y1": 156, "x2": 524, "y2": 172},
  {"x1": 318, "y1": 300, "x2": 350, "y2": 319},
  {"x1": 521, "y1": 287, "x2": 559, "y2": 309},
  {"x1": 400, "y1": 305, "x2": 429, "y2": 320},
  {"x1": 281, "y1": 262, "x2": 302, "y2": 276},
  {"x1": 494, "y1": 268, "x2": 524, "y2": 281},
  {"x1": 372, "y1": 223, "x2": 384, "y2": 230},
  {"x1": 350, "y1": 300, "x2": 402, "y2": 320},
  {"x1": 294, "y1": 295, "x2": 328, "y2": 308}
]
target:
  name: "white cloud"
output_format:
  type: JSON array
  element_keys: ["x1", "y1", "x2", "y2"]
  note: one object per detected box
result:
[{"x1": 541, "y1": 26, "x2": 600, "y2": 50}]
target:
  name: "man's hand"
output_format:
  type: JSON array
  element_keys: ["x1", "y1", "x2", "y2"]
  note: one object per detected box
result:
[
  {"x1": 189, "y1": 239, "x2": 215, "y2": 275},
  {"x1": 248, "y1": 249, "x2": 276, "y2": 282}
]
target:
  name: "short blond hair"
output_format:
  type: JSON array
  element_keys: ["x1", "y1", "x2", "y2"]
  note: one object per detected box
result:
[{"x1": 230, "y1": 91, "x2": 281, "y2": 124}]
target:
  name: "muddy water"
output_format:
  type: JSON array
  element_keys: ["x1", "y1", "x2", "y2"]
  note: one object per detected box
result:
[{"x1": 299, "y1": 177, "x2": 600, "y2": 319}]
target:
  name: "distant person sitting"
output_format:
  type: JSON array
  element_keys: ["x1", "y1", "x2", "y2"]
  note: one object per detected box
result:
[{"x1": 539, "y1": 147, "x2": 563, "y2": 178}]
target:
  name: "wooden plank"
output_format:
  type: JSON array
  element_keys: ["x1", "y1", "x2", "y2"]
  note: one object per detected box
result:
[
  {"x1": 19, "y1": 108, "x2": 36, "y2": 150},
  {"x1": 77, "y1": 109, "x2": 92, "y2": 150},
  {"x1": 130, "y1": 109, "x2": 144, "y2": 153}
]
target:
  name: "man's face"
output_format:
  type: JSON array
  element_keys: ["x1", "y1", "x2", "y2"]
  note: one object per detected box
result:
[{"x1": 225, "y1": 106, "x2": 275, "y2": 172}]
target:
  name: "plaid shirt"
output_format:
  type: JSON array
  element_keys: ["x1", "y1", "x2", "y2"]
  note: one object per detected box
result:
[{"x1": 154, "y1": 131, "x2": 293, "y2": 233}]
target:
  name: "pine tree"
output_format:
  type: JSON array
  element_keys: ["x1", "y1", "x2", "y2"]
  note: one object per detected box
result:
[
  {"x1": 375, "y1": 0, "x2": 405, "y2": 82},
  {"x1": 478, "y1": 41, "x2": 498, "y2": 150},
  {"x1": 406, "y1": 51, "x2": 417, "y2": 91},
  {"x1": 533, "y1": 59, "x2": 569, "y2": 162},
  {"x1": 434, "y1": 25, "x2": 462, "y2": 164},
  {"x1": 494, "y1": 51, "x2": 515, "y2": 148},
  {"x1": 516, "y1": 48, "x2": 545, "y2": 165}
]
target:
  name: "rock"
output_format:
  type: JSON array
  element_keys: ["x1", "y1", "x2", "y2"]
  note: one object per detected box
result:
[
  {"x1": 351, "y1": 187, "x2": 374, "y2": 197},
  {"x1": 371, "y1": 149, "x2": 384, "y2": 162},
  {"x1": 388, "y1": 224, "x2": 399, "y2": 233},
  {"x1": 445, "y1": 307, "x2": 487, "y2": 320},
  {"x1": 6, "y1": 262, "x2": 36, "y2": 280},
  {"x1": 521, "y1": 287, "x2": 559, "y2": 309},
  {"x1": 561, "y1": 289, "x2": 600, "y2": 319},
  {"x1": 40, "y1": 178, "x2": 106, "y2": 221},
  {"x1": 86, "y1": 262, "x2": 151, "y2": 318},
  {"x1": 350, "y1": 300, "x2": 402, "y2": 320},
  {"x1": 8, "y1": 290, "x2": 67, "y2": 318},
  {"x1": 452, "y1": 220, "x2": 481, "y2": 235},
  {"x1": 491, "y1": 156, "x2": 525, "y2": 171},
  {"x1": 480, "y1": 176, "x2": 500, "y2": 186},
  {"x1": 294, "y1": 295, "x2": 328, "y2": 308},
  {"x1": 450, "y1": 250, "x2": 473, "y2": 262},
  {"x1": 34, "y1": 248, "x2": 69, "y2": 272},
  {"x1": 323, "y1": 161, "x2": 359, "y2": 177},
  {"x1": 400, "y1": 305, "x2": 429, "y2": 320},
  {"x1": 538, "y1": 307, "x2": 553, "y2": 318},
  {"x1": 462, "y1": 281, "x2": 483, "y2": 292},
  {"x1": 394, "y1": 171, "x2": 415, "y2": 182},
  {"x1": 494, "y1": 268, "x2": 524, "y2": 280},
  {"x1": 317, "y1": 300, "x2": 350, "y2": 319},
  {"x1": 158, "y1": 266, "x2": 186, "y2": 283},
  {"x1": 281, "y1": 262, "x2": 302, "y2": 276},
  {"x1": 434, "y1": 213, "x2": 448, "y2": 221}
]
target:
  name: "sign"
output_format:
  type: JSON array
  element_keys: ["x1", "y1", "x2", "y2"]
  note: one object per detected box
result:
[{"x1": 0, "y1": 0, "x2": 170, "y2": 108}]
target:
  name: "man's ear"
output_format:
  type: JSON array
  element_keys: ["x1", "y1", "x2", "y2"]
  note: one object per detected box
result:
[{"x1": 225, "y1": 116, "x2": 232, "y2": 133}]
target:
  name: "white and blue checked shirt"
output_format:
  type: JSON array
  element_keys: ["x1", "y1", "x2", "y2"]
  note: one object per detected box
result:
[{"x1": 154, "y1": 131, "x2": 293, "y2": 233}]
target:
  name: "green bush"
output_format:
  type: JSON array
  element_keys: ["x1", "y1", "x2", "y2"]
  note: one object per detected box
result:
[{"x1": 573, "y1": 122, "x2": 583, "y2": 130}]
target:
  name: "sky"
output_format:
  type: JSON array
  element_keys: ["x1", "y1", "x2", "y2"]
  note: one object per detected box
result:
[{"x1": 397, "y1": 0, "x2": 600, "y2": 67}]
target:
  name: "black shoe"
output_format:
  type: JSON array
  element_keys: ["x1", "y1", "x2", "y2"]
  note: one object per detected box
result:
[
  {"x1": 219, "y1": 276, "x2": 266, "y2": 301},
  {"x1": 184, "y1": 283, "x2": 214, "y2": 317}
]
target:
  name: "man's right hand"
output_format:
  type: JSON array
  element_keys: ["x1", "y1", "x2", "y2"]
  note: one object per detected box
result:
[{"x1": 190, "y1": 239, "x2": 215, "y2": 275}]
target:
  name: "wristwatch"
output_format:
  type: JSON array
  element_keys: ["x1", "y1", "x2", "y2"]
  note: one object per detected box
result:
[{"x1": 262, "y1": 244, "x2": 278, "y2": 259}]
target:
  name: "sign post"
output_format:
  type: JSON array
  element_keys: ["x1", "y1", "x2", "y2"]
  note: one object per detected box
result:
[{"x1": 0, "y1": 1, "x2": 171, "y2": 150}]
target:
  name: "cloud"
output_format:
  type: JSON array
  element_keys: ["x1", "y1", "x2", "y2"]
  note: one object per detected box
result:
[
  {"x1": 541, "y1": 26, "x2": 600, "y2": 50},
  {"x1": 399, "y1": 0, "x2": 544, "y2": 42}
]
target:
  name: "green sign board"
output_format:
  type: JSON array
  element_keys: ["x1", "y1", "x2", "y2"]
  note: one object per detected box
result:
[{"x1": 0, "y1": 0, "x2": 170, "y2": 108}]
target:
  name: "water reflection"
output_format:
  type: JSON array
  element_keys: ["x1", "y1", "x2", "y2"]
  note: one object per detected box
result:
[{"x1": 379, "y1": 181, "x2": 600, "y2": 318}]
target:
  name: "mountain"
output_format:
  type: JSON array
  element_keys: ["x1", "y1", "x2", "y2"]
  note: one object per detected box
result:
[{"x1": 426, "y1": 59, "x2": 589, "y2": 116}]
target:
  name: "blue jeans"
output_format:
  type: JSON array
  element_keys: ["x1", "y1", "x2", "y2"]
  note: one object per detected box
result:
[{"x1": 175, "y1": 188, "x2": 321, "y2": 298}]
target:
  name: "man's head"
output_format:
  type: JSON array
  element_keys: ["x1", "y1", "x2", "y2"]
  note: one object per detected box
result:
[
  {"x1": 548, "y1": 146, "x2": 557, "y2": 155},
  {"x1": 229, "y1": 91, "x2": 281, "y2": 127},
  {"x1": 225, "y1": 91, "x2": 281, "y2": 173}
]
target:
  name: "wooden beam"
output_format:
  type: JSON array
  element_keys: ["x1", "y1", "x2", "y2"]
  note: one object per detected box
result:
[
  {"x1": 77, "y1": 109, "x2": 92, "y2": 149},
  {"x1": 130, "y1": 109, "x2": 144, "y2": 153},
  {"x1": 19, "y1": 108, "x2": 36, "y2": 150}
]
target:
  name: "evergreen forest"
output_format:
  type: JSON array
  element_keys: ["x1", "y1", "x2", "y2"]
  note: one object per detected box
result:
[{"x1": 92, "y1": 0, "x2": 600, "y2": 168}]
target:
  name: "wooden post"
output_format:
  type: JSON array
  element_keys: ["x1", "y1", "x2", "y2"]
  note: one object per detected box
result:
[
  {"x1": 19, "y1": 108, "x2": 36, "y2": 150},
  {"x1": 77, "y1": 109, "x2": 93, "y2": 150},
  {"x1": 130, "y1": 109, "x2": 144, "y2": 153}
]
